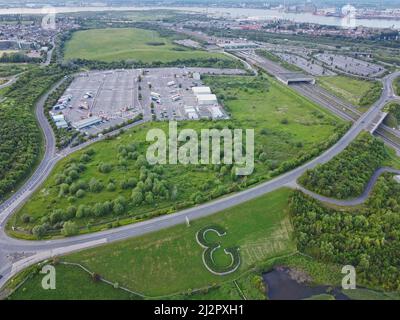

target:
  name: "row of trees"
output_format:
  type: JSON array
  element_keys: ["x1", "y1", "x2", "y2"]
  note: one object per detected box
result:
[
  {"x1": 290, "y1": 174, "x2": 400, "y2": 291},
  {"x1": 359, "y1": 82, "x2": 383, "y2": 107},
  {"x1": 0, "y1": 67, "x2": 67, "y2": 201},
  {"x1": 0, "y1": 52, "x2": 41, "y2": 63},
  {"x1": 298, "y1": 133, "x2": 388, "y2": 199}
]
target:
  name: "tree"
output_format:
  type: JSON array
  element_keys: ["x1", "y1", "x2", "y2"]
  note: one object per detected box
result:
[
  {"x1": 76, "y1": 189, "x2": 85, "y2": 198},
  {"x1": 93, "y1": 203, "x2": 106, "y2": 217},
  {"x1": 113, "y1": 202, "x2": 125, "y2": 215},
  {"x1": 145, "y1": 192, "x2": 154, "y2": 204},
  {"x1": 98, "y1": 162, "x2": 112, "y2": 173},
  {"x1": 32, "y1": 224, "x2": 47, "y2": 238},
  {"x1": 62, "y1": 221, "x2": 79, "y2": 236},
  {"x1": 131, "y1": 190, "x2": 144, "y2": 206},
  {"x1": 107, "y1": 182, "x2": 116, "y2": 191},
  {"x1": 21, "y1": 214, "x2": 32, "y2": 224},
  {"x1": 89, "y1": 178, "x2": 104, "y2": 193},
  {"x1": 50, "y1": 209, "x2": 64, "y2": 224}
]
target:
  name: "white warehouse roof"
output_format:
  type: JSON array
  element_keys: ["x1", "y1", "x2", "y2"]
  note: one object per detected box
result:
[
  {"x1": 52, "y1": 114, "x2": 65, "y2": 122},
  {"x1": 197, "y1": 94, "x2": 217, "y2": 102},
  {"x1": 192, "y1": 86, "x2": 211, "y2": 95},
  {"x1": 72, "y1": 116, "x2": 102, "y2": 130}
]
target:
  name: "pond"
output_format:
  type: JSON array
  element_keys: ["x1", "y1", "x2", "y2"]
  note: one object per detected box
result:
[{"x1": 263, "y1": 266, "x2": 350, "y2": 300}]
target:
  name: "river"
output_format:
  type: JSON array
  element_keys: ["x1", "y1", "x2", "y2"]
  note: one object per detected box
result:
[{"x1": 0, "y1": 5, "x2": 399, "y2": 29}]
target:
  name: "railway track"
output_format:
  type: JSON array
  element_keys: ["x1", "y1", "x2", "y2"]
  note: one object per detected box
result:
[{"x1": 291, "y1": 83, "x2": 400, "y2": 150}]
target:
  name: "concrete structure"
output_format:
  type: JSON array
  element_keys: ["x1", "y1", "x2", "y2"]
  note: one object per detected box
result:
[
  {"x1": 52, "y1": 114, "x2": 65, "y2": 122},
  {"x1": 276, "y1": 72, "x2": 316, "y2": 85},
  {"x1": 72, "y1": 116, "x2": 102, "y2": 130},
  {"x1": 369, "y1": 112, "x2": 388, "y2": 134},
  {"x1": 192, "y1": 86, "x2": 211, "y2": 95},
  {"x1": 197, "y1": 94, "x2": 218, "y2": 106},
  {"x1": 209, "y1": 106, "x2": 224, "y2": 119},
  {"x1": 193, "y1": 72, "x2": 201, "y2": 81},
  {"x1": 184, "y1": 106, "x2": 199, "y2": 120},
  {"x1": 217, "y1": 41, "x2": 258, "y2": 50},
  {"x1": 55, "y1": 120, "x2": 68, "y2": 129}
]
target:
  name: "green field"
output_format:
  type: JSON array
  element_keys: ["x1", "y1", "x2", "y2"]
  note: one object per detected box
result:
[
  {"x1": 394, "y1": 76, "x2": 400, "y2": 96},
  {"x1": 7, "y1": 263, "x2": 137, "y2": 300},
  {"x1": 63, "y1": 28, "x2": 231, "y2": 63},
  {"x1": 317, "y1": 76, "x2": 381, "y2": 108},
  {"x1": 8, "y1": 188, "x2": 296, "y2": 299},
  {"x1": 0, "y1": 63, "x2": 33, "y2": 78},
  {"x1": 8, "y1": 75, "x2": 345, "y2": 238}
]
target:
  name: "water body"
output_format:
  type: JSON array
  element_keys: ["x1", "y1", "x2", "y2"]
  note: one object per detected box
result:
[
  {"x1": 263, "y1": 266, "x2": 350, "y2": 300},
  {"x1": 0, "y1": 6, "x2": 399, "y2": 29}
]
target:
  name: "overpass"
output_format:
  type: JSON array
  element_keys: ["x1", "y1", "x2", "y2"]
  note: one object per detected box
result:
[
  {"x1": 276, "y1": 72, "x2": 316, "y2": 85},
  {"x1": 369, "y1": 111, "x2": 388, "y2": 134}
]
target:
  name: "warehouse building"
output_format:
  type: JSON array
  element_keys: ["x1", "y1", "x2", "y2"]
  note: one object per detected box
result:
[
  {"x1": 192, "y1": 86, "x2": 211, "y2": 95},
  {"x1": 72, "y1": 116, "x2": 102, "y2": 130},
  {"x1": 197, "y1": 94, "x2": 218, "y2": 106}
]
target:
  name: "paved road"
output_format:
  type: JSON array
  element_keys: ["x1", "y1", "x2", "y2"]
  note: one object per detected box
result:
[
  {"x1": 294, "y1": 167, "x2": 400, "y2": 206},
  {"x1": 0, "y1": 63, "x2": 399, "y2": 291},
  {"x1": 0, "y1": 75, "x2": 19, "y2": 90}
]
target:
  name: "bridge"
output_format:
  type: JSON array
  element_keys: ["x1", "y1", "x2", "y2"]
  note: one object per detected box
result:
[{"x1": 368, "y1": 111, "x2": 388, "y2": 134}]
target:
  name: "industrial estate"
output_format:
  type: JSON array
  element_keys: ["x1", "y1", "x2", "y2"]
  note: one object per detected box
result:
[{"x1": 1, "y1": 0, "x2": 400, "y2": 305}]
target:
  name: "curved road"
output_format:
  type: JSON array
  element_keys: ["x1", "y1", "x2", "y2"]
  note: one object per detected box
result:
[
  {"x1": 0, "y1": 69, "x2": 400, "y2": 290},
  {"x1": 294, "y1": 167, "x2": 400, "y2": 206}
]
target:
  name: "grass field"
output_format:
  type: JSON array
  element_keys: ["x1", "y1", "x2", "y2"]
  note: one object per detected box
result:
[
  {"x1": 8, "y1": 74, "x2": 345, "y2": 238},
  {"x1": 63, "y1": 28, "x2": 231, "y2": 63},
  {"x1": 317, "y1": 76, "x2": 380, "y2": 108},
  {"x1": 8, "y1": 188, "x2": 296, "y2": 299},
  {"x1": 394, "y1": 76, "x2": 400, "y2": 96},
  {"x1": 8, "y1": 263, "x2": 137, "y2": 300},
  {"x1": 0, "y1": 63, "x2": 33, "y2": 78}
]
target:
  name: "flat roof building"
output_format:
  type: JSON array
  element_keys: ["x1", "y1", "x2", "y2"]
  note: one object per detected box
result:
[
  {"x1": 197, "y1": 94, "x2": 218, "y2": 106},
  {"x1": 72, "y1": 116, "x2": 102, "y2": 130},
  {"x1": 192, "y1": 86, "x2": 211, "y2": 95},
  {"x1": 55, "y1": 120, "x2": 68, "y2": 129},
  {"x1": 52, "y1": 114, "x2": 65, "y2": 122}
]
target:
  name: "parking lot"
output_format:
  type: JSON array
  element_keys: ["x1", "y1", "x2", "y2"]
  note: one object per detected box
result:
[
  {"x1": 61, "y1": 69, "x2": 142, "y2": 135},
  {"x1": 51, "y1": 67, "x2": 244, "y2": 135},
  {"x1": 273, "y1": 52, "x2": 336, "y2": 76},
  {"x1": 315, "y1": 53, "x2": 385, "y2": 77},
  {"x1": 139, "y1": 67, "x2": 244, "y2": 121}
]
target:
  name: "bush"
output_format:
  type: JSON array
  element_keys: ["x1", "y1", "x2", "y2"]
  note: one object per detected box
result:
[
  {"x1": 62, "y1": 221, "x2": 79, "y2": 236},
  {"x1": 75, "y1": 189, "x2": 85, "y2": 198}
]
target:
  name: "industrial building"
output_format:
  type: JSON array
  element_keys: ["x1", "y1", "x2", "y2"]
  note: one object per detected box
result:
[
  {"x1": 197, "y1": 94, "x2": 218, "y2": 106},
  {"x1": 184, "y1": 106, "x2": 199, "y2": 120},
  {"x1": 192, "y1": 86, "x2": 212, "y2": 95},
  {"x1": 50, "y1": 113, "x2": 69, "y2": 129},
  {"x1": 72, "y1": 116, "x2": 102, "y2": 130}
]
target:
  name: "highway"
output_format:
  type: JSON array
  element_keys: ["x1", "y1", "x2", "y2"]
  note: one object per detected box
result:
[{"x1": 0, "y1": 57, "x2": 400, "y2": 291}]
